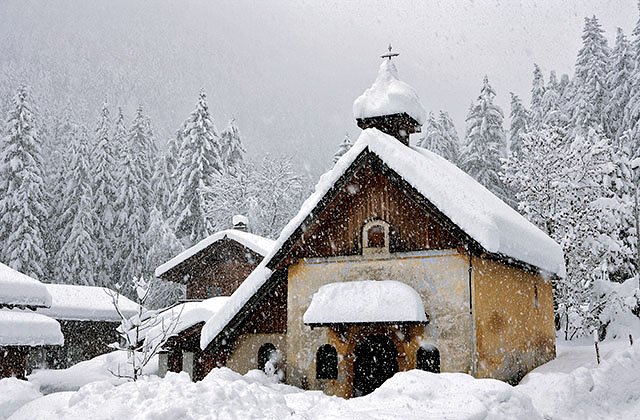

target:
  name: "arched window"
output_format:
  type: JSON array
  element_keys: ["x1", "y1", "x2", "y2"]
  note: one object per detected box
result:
[
  {"x1": 258, "y1": 343, "x2": 277, "y2": 372},
  {"x1": 362, "y1": 220, "x2": 390, "y2": 255},
  {"x1": 316, "y1": 344, "x2": 338, "y2": 379},
  {"x1": 417, "y1": 345, "x2": 440, "y2": 373}
]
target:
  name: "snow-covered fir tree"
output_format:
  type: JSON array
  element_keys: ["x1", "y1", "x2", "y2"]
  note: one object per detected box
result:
[
  {"x1": 172, "y1": 90, "x2": 223, "y2": 245},
  {"x1": 460, "y1": 76, "x2": 507, "y2": 198},
  {"x1": 54, "y1": 125, "x2": 98, "y2": 285},
  {"x1": 605, "y1": 28, "x2": 633, "y2": 140},
  {"x1": 112, "y1": 106, "x2": 155, "y2": 290},
  {"x1": 572, "y1": 16, "x2": 610, "y2": 134},
  {"x1": 220, "y1": 118, "x2": 246, "y2": 173},
  {"x1": 0, "y1": 85, "x2": 49, "y2": 279},
  {"x1": 530, "y1": 64, "x2": 546, "y2": 128},
  {"x1": 417, "y1": 112, "x2": 460, "y2": 164},
  {"x1": 508, "y1": 93, "x2": 530, "y2": 158},
  {"x1": 333, "y1": 133, "x2": 353, "y2": 164},
  {"x1": 91, "y1": 101, "x2": 118, "y2": 286}
]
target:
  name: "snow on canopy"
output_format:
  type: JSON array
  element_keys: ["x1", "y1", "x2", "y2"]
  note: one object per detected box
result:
[
  {"x1": 0, "y1": 262, "x2": 52, "y2": 309},
  {"x1": 303, "y1": 280, "x2": 427, "y2": 325},
  {"x1": 131, "y1": 297, "x2": 230, "y2": 350},
  {"x1": 0, "y1": 310, "x2": 63, "y2": 346},
  {"x1": 36, "y1": 284, "x2": 139, "y2": 321},
  {"x1": 155, "y1": 229, "x2": 275, "y2": 278},
  {"x1": 201, "y1": 128, "x2": 565, "y2": 350},
  {"x1": 352, "y1": 59, "x2": 427, "y2": 125}
]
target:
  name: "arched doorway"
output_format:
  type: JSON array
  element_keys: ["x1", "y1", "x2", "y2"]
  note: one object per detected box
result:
[{"x1": 353, "y1": 335, "x2": 398, "y2": 397}]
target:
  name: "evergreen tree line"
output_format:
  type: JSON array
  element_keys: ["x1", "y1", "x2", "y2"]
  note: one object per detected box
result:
[
  {"x1": 0, "y1": 88, "x2": 308, "y2": 307},
  {"x1": 409, "y1": 13, "x2": 640, "y2": 340}
]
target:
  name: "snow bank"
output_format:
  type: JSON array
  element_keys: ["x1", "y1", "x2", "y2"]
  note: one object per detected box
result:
[
  {"x1": 303, "y1": 280, "x2": 427, "y2": 325},
  {"x1": 36, "y1": 284, "x2": 139, "y2": 321},
  {"x1": 0, "y1": 378, "x2": 41, "y2": 420},
  {"x1": 0, "y1": 310, "x2": 63, "y2": 346},
  {"x1": 7, "y1": 392, "x2": 73, "y2": 420},
  {"x1": 0, "y1": 262, "x2": 51, "y2": 308},
  {"x1": 155, "y1": 229, "x2": 275, "y2": 277},
  {"x1": 29, "y1": 350, "x2": 158, "y2": 394},
  {"x1": 519, "y1": 340, "x2": 640, "y2": 419},
  {"x1": 353, "y1": 59, "x2": 427, "y2": 125},
  {"x1": 200, "y1": 266, "x2": 271, "y2": 349}
]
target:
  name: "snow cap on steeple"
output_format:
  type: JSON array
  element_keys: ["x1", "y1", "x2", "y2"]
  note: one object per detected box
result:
[{"x1": 353, "y1": 47, "x2": 426, "y2": 145}]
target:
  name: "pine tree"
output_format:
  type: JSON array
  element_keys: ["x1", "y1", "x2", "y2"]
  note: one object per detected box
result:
[
  {"x1": 333, "y1": 133, "x2": 353, "y2": 164},
  {"x1": 460, "y1": 76, "x2": 507, "y2": 198},
  {"x1": 92, "y1": 101, "x2": 117, "y2": 287},
  {"x1": 542, "y1": 71, "x2": 566, "y2": 127},
  {"x1": 172, "y1": 90, "x2": 223, "y2": 245},
  {"x1": 54, "y1": 126, "x2": 98, "y2": 285},
  {"x1": 605, "y1": 28, "x2": 633, "y2": 140},
  {"x1": 220, "y1": 118, "x2": 246, "y2": 173},
  {"x1": 0, "y1": 85, "x2": 49, "y2": 279},
  {"x1": 508, "y1": 93, "x2": 530, "y2": 158},
  {"x1": 418, "y1": 112, "x2": 460, "y2": 164},
  {"x1": 530, "y1": 64, "x2": 546, "y2": 128},
  {"x1": 112, "y1": 106, "x2": 155, "y2": 289},
  {"x1": 572, "y1": 16, "x2": 610, "y2": 134}
]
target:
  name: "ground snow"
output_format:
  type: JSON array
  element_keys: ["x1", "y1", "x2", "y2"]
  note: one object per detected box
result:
[
  {"x1": 29, "y1": 350, "x2": 158, "y2": 394},
  {"x1": 11, "y1": 340, "x2": 639, "y2": 419},
  {"x1": 0, "y1": 378, "x2": 41, "y2": 420},
  {"x1": 303, "y1": 280, "x2": 427, "y2": 324},
  {"x1": 0, "y1": 262, "x2": 51, "y2": 308}
]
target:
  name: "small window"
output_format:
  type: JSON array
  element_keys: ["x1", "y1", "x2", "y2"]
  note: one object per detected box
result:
[
  {"x1": 417, "y1": 345, "x2": 440, "y2": 373},
  {"x1": 367, "y1": 225, "x2": 386, "y2": 248},
  {"x1": 533, "y1": 284, "x2": 540, "y2": 308},
  {"x1": 258, "y1": 343, "x2": 277, "y2": 372},
  {"x1": 362, "y1": 220, "x2": 390, "y2": 255},
  {"x1": 316, "y1": 344, "x2": 338, "y2": 379}
]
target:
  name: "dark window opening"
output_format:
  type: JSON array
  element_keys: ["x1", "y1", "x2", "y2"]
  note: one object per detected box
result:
[
  {"x1": 316, "y1": 344, "x2": 338, "y2": 379},
  {"x1": 258, "y1": 343, "x2": 276, "y2": 372},
  {"x1": 367, "y1": 225, "x2": 386, "y2": 248},
  {"x1": 417, "y1": 346, "x2": 440, "y2": 373}
]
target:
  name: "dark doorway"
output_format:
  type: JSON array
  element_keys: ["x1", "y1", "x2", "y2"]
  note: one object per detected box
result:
[
  {"x1": 417, "y1": 345, "x2": 440, "y2": 373},
  {"x1": 353, "y1": 335, "x2": 398, "y2": 397},
  {"x1": 258, "y1": 343, "x2": 276, "y2": 372}
]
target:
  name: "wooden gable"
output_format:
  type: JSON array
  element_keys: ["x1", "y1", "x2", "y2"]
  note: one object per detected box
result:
[
  {"x1": 160, "y1": 238, "x2": 264, "y2": 299},
  {"x1": 276, "y1": 151, "x2": 466, "y2": 267}
]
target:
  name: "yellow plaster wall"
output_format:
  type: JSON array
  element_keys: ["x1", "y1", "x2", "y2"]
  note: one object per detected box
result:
[
  {"x1": 225, "y1": 333, "x2": 287, "y2": 375},
  {"x1": 472, "y1": 256, "x2": 556, "y2": 383},
  {"x1": 286, "y1": 251, "x2": 473, "y2": 393}
]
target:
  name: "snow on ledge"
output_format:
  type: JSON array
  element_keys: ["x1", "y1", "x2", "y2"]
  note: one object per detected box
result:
[
  {"x1": 303, "y1": 280, "x2": 427, "y2": 325},
  {"x1": 353, "y1": 59, "x2": 427, "y2": 125},
  {"x1": 0, "y1": 309, "x2": 64, "y2": 346},
  {"x1": 155, "y1": 229, "x2": 275, "y2": 278},
  {"x1": 0, "y1": 262, "x2": 52, "y2": 308}
]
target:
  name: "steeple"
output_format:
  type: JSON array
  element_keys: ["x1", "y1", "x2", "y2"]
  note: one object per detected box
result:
[{"x1": 352, "y1": 45, "x2": 426, "y2": 145}]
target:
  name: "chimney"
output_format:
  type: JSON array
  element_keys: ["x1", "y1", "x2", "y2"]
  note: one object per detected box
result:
[{"x1": 232, "y1": 215, "x2": 249, "y2": 232}]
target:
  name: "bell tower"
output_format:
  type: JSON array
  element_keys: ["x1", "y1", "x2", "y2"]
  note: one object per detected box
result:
[{"x1": 352, "y1": 45, "x2": 426, "y2": 145}]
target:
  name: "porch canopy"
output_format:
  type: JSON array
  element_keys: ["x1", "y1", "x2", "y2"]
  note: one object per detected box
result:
[{"x1": 303, "y1": 280, "x2": 428, "y2": 327}]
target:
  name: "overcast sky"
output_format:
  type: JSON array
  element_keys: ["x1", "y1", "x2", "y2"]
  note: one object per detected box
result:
[{"x1": 1, "y1": 0, "x2": 637, "y2": 176}]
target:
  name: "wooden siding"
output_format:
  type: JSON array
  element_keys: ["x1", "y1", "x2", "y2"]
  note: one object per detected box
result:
[
  {"x1": 0, "y1": 346, "x2": 29, "y2": 379},
  {"x1": 160, "y1": 238, "x2": 263, "y2": 300},
  {"x1": 286, "y1": 155, "x2": 461, "y2": 263}
]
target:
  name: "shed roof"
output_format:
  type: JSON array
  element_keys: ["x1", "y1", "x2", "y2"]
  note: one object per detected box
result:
[
  {"x1": 0, "y1": 309, "x2": 64, "y2": 346},
  {"x1": 0, "y1": 262, "x2": 52, "y2": 309},
  {"x1": 303, "y1": 280, "x2": 427, "y2": 325},
  {"x1": 155, "y1": 229, "x2": 275, "y2": 278}
]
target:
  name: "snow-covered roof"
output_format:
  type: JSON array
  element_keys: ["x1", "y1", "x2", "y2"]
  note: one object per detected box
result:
[
  {"x1": 353, "y1": 59, "x2": 427, "y2": 125},
  {"x1": 0, "y1": 262, "x2": 52, "y2": 309},
  {"x1": 0, "y1": 309, "x2": 64, "y2": 346},
  {"x1": 200, "y1": 128, "x2": 565, "y2": 350},
  {"x1": 303, "y1": 280, "x2": 427, "y2": 325},
  {"x1": 138, "y1": 297, "x2": 230, "y2": 349},
  {"x1": 36, "y1": 284, "x2": 139, "y2": 321},
  {"x1": 155, "y1": 229, "x2": 275, "y2": 278}
]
